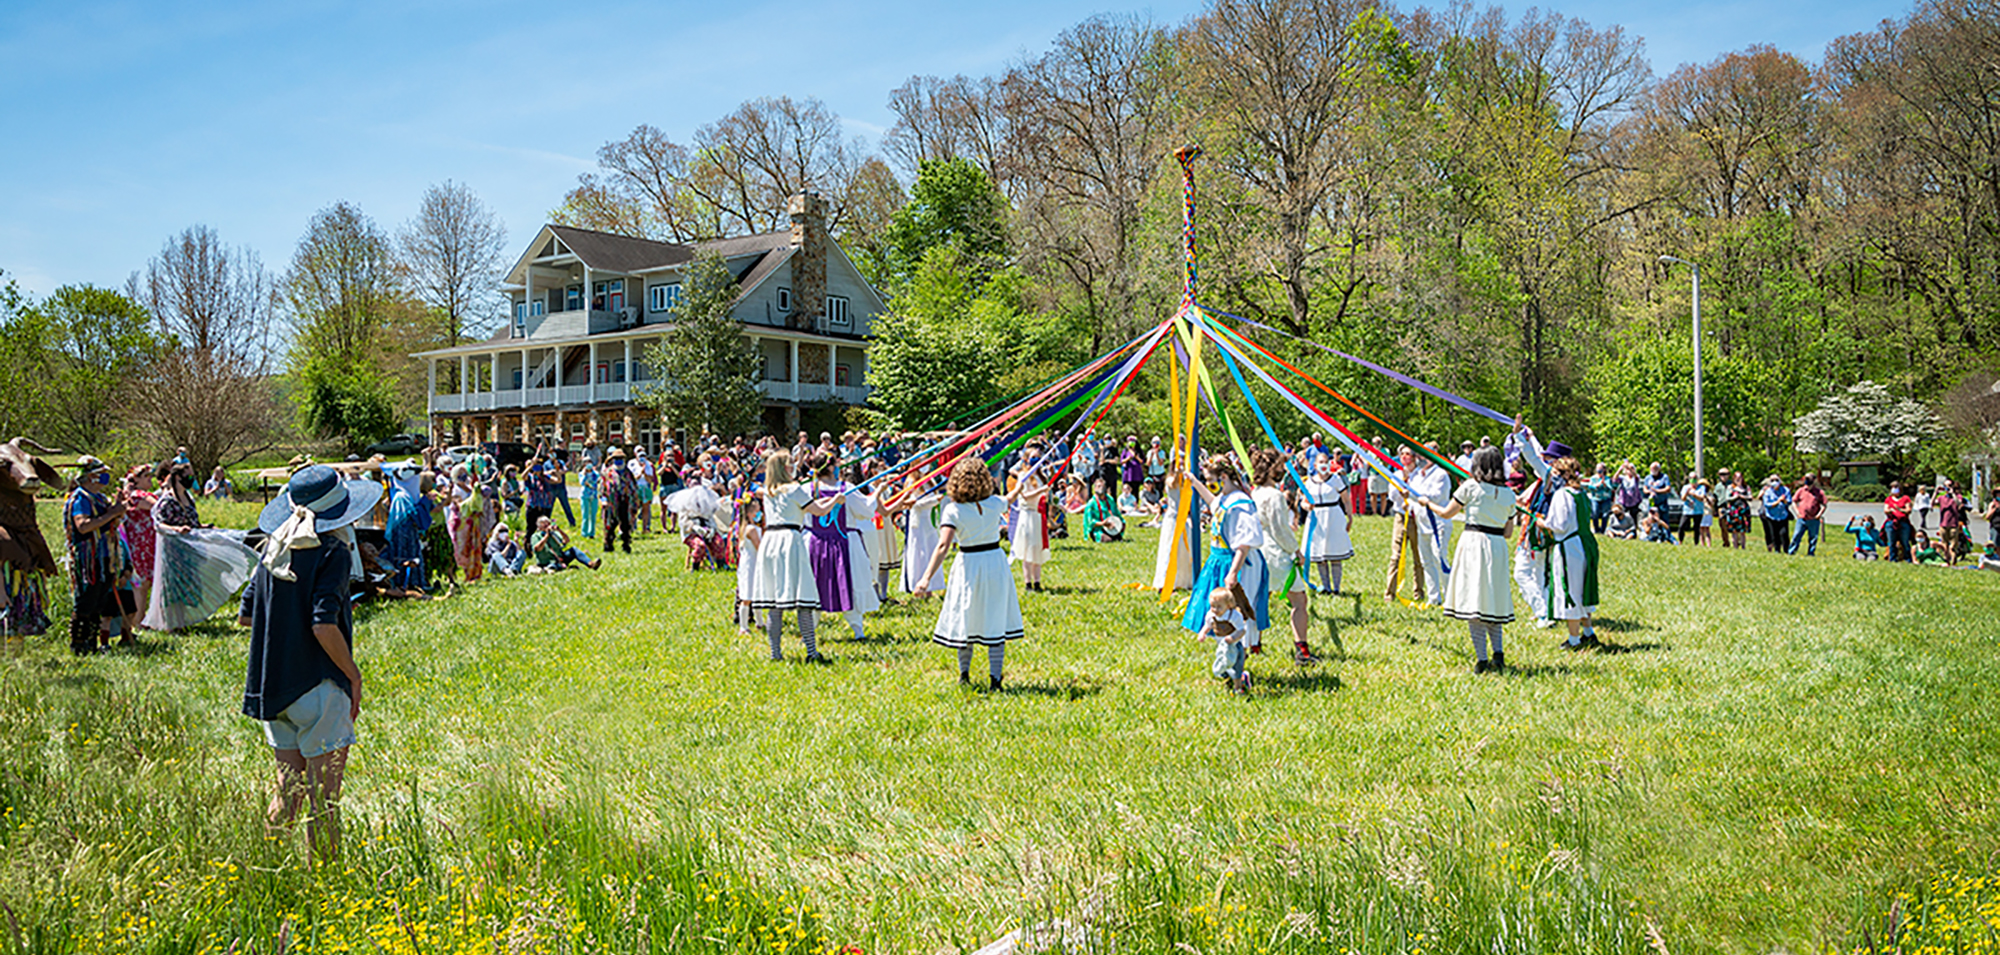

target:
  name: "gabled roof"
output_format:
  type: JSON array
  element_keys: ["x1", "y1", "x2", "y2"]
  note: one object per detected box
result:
[{"x1": 546, "y1": 225, "x2": 693, "y2": 274}]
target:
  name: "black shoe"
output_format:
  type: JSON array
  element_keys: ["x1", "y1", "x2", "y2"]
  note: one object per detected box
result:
[
  {"x1": 1581, "y1": 632, "x2": 1602, "y2": 648},
  {"x1": 1491, "y1": 651, "x2": 1506, "y2": 671},
  {"x1": 1564, "y1": 639, "x2": 1590, "y2": 652},
  {"x1": 960, "y1": 670, "x2": 971, "y2": 685},
  {"x1": 1474, "y1": 658, "x2": 1492, "y2": 674},
  {"x1": 989, "y1": 675, "x2": 1003, "y2": 691},
  {"x1": 805, "y1": 652, "x2": 831, "y2": 665}
]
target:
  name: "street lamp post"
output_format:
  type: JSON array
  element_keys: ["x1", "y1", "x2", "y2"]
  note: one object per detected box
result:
[{"x1": 1658, "y1": 255, "x2": 1703, "y2": 480}]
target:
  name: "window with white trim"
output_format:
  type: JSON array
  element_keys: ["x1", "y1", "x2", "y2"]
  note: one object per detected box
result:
[
  {"x1": 825, "y1": 295, "x2": 850, "y2": 329},
  {"x1": 776, "y1": 287, "x2": 792, "y2": 313},
  {"x1": 649, "y1": 282, "x2": 682, "y2": 313}
]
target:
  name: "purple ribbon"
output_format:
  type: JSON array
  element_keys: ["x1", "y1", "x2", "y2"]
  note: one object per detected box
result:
[{"x1": 1212, "y1": 311, "x2": 1514, "y2": 426}]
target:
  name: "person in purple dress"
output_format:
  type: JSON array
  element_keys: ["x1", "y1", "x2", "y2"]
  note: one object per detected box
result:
[{"x1": 804, "y1": 454, "x2": 858, "y2": 619}]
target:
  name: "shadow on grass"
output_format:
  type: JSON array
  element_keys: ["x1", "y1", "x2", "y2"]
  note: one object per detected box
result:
[
  {"x1": 1589, "y1": 616, "x2": 1657, "y2": 635},
  {"x1": 1592, "y1": 640, "x2": 1670, "y2": 655},
  {"x1": 991, "y1": 678, "x2": 1105, "y2": 701},
  {"x1": 1254, "y1": 668, "x2": 1345, "y2": 694}
]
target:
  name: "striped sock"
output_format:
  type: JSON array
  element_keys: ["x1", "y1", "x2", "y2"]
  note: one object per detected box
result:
[
  {"x1": 958, "y1": 646, "x2": 973, "y2": 678},
  {"x1": 988, "y1": 643, "x2": 1005, "y2": 681},
  {"x1": 799, "y1": 610, "x2": 818, "y2": 657},
  {"x1": 766, "y1": 609, "x2": 783, "y2": 660}
]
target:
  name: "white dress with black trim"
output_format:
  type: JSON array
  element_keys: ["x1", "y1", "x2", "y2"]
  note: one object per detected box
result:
[
  {"x1": 931, "y1": 496, "x2": 1025, "y2": 648},
  {"x1": 751, "y1": 485, "x2": 819, "y2": 611},
  {"x1": 1441, "y1": 479, "x2": 1517, "y2": 625},
  {"x1": 1300, "y1": 474, "x2": 1355, "y2": 562}
]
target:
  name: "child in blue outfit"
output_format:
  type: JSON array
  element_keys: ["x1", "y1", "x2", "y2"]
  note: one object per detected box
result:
[{"x1": 1196, "y1": 586, "x2": 1252, "y2": 694}]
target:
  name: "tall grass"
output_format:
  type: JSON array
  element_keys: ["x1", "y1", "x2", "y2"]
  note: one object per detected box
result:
[{"x1": 4, "y1": 502, "x2": 1998, "y2": 952}]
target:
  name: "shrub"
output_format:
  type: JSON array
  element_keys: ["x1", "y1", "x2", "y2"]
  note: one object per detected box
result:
[{"x1": 1835, "y1": 483, "x2": 1886, "y2": 503}]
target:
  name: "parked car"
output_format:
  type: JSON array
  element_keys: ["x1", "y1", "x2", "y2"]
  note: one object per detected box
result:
[
  {"x1": 440, "y1": 445, "x2": 477, "y2": 467},
  {"x1": 364, "y1": 432, "x2": 428, "y2": 457},
  {"x1": 481, "y1": 441, "x2": 538, "y2": 470}
]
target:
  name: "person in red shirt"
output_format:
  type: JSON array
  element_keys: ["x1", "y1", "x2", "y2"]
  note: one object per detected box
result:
[
  {"x1": 1788, "y1": 474, "x2": 1828, "y2": 556},
  {"x1": 1882, "y1": 484, "x2": 1914, "y2": 562}
]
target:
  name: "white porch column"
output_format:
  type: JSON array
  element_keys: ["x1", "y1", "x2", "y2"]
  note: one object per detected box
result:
[
  {"x1": 588, "y1": 342, "x2": 598, "y2": 403},
  {"x1": 622, "y1": 339, "x2": 632, "y2": 388},
  {"x1": 459, "y1": 355, "x2": 468, "y2": 397},
  {"x1": 788, "y1": 339, "x2": 799, "y2": 382}
]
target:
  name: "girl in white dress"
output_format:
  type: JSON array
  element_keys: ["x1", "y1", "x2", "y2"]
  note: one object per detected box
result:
[
  {"x1": 734, "y1": 493, "x2": 762, "y2": 635},
  {"x1": 913, "y1": 457, "x2": 1029, "y2": 689},
  {"x1": 1298, "y1": 454, "x2": 1355, "y2": 593},
  {"x1": 1008, "y1": 451, "x2": 1052, "y2": 591},
  {"x1": 897, "y1": 473, "x2": 948, "y2": 595},
  {"x1": 1173, "y1": 455, "x2": 1268, "y2": 655},
  {"x1": 1423, "y1": 446, "x2": 1517, "y2": 672},
  {"x1": 1251, "y1": 449, "x2": 1318, "y2": 665},
  {"x1": 752, "y1": 451, "x2": 843, "y2": 663}
]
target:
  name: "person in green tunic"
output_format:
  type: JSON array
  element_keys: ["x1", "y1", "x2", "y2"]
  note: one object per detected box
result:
[
  {"x1": 1081, "y1": 479, "x2": 1124, "y2": 542},
  {"x1": 1533, "y1": 457, "x2": 1601, "y2": 650}
]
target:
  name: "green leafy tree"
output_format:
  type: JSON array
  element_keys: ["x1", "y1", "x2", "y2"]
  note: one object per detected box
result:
[
  {"x1": 867, "y1": 244, "x2": 1032, "y2": 430},
  {"x1": 1587, "y1": 337, "x2": 1776, "y2": 475},
  {"x1": 296, "y1": 359, "x2": 399, "y2": 454},
  {"x1": 879, "y1": 157, "x2": 1009, "y2": 293},
  {"x1": 17, "y1": 285, "x2": 167, "y2": 453},
  {"x1": 638, "y1": 253, "x2": 763, "y2": 438}
]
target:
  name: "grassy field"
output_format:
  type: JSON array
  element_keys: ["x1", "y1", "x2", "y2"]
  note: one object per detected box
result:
[{"x1": 2, "y1": 501, "x2": 1998, "y2": 954}]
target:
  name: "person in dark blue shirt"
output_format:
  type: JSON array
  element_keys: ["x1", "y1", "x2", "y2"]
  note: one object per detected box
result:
[{"x1": 237, "y1": 465, "x2": 380, "y2": 860}]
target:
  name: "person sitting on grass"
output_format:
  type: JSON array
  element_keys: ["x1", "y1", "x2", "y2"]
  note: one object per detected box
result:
[
  {"x1": 530, "y1": 515, "x2": 600, "y2": 571},
  {"x1": 1196, "y1": 585, "x2": 1253, "y2": 695},
  {"x1": 1845, "y1": 515, "x2": 1882, "y2": 560},
  {"x1": 1607, "y1": 503, "x2": 1637, "y2": 540},
  {"x1": 485, "y1": 524, "x2": 527, "y2": 577},
  {"x1": 1976, "y1": 543, "x2": 2000, "y2": 573},
  {"x1": 1082, "y1": 479, "x2": 1125, "y2": 542},
  {"x1": 1913, "y1": 529, "x2": 1945, "y2": 566}
]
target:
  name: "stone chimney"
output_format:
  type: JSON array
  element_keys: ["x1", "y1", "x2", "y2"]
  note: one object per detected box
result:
[{"x1": 788, "y1": 192, "x2": 827, "y2": 332}]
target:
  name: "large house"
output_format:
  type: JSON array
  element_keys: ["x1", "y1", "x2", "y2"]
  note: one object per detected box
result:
[{"x1": 413, "y1": 193, "x2": 883, "y2": 454}]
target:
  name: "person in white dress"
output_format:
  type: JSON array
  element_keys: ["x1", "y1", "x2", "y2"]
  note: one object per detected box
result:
[
  {"x1": 734, "y1": 493, "x2": 762, "y2": 635},
  {"x1": 1251, "y1": 449, "x2": 1318, "y2": 665},
  {"x1": 1008, "y1": 452, "x2": 1052, "y2": 591},
  {"x1": 896, "y1": 473, "x2": 948, "y2": 595},
  {"x1": 1505, "y1": 423, "x2": 1554, "y2": 628},
  {"x1": 1172, "y1": 455, "x2": 1268, "y2": 655},
  {"x1": 1298, "y1": 454, "x2": 1355, "y2": 594},
  {"x1": 912, "y1": 457, "x2": 1029, "y2": 689},
  {"x1": 1406, "y1": 448, "x2": 1454, "y2": 608},
  {"x1": 751, "y1": 450, "x2": 842, "y2": 663},
  {"x1": 1421, "y1": 446, "x2": 1517, "y2": 672}
]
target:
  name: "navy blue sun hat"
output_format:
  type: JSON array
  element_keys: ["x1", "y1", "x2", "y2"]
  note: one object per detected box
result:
[{"x1": 257, "y1": 464, "x2": 383, "y2": 534}]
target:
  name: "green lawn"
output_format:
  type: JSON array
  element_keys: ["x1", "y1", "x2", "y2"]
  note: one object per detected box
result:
[{"x1": 3, "y1": 503, "x2": 1998, "y2": 954}]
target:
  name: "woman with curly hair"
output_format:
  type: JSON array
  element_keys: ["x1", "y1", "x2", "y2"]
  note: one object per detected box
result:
[{"x1": 913, "y1": 456, "x2": 1031, "y2": 689}]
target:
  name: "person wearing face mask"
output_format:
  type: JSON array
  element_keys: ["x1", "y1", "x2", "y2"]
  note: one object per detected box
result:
[
  {"x1": 65, "y1": 456, "x2": 130, "y2": 653},
  {"x1": 1009, "y1": 444, "x2": 1053, "y2": 592}
]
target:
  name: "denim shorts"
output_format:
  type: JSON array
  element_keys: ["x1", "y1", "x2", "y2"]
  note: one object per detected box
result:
[{"x1": 263, "y1": 679, "x2": 355, "y2": 759}]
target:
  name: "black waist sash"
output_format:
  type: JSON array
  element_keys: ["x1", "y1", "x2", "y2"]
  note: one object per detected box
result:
[
  {"x1": 766, "y1": 524, "x2": 801, "y2": 532},
  {"x1": 1467, "y1": 523, "x2": 1506, "y2": 536},
  {"x1": 960, "y1": 541, "x2": 1001, "y2": 553}
]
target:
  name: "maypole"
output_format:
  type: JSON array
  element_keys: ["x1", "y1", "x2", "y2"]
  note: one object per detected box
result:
[{"x1": 1157, "y1": 145, "x2": 1206, "y2": 598}]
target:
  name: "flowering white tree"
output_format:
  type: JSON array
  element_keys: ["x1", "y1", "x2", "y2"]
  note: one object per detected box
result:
[{"x1": 1793, "y1": 381, "x2": 1940, "y2": 459}]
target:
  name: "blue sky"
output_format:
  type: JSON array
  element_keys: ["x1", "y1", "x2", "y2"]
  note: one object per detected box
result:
[{"x1": 0, "y1": 0, "x2": 1906, "y2": 300}]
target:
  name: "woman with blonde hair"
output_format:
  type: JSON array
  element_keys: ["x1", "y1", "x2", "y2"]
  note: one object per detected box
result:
[
  {"x1": 913, "y1": 455, "x2": 1030, "y2": 689},
  {"x1": 752, "y1": 450, "x2": 843, "y2": 663}
]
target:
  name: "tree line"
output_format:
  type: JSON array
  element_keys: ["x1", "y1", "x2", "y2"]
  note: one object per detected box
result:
[
  {"x1": 0, "y1": 182, "x2": 509, "y2": 472},
  {"x1": 5, "y1": 0, "x2": 1995, "y2": 483},
  {"x1": 553, "y1": 0, "x2": 1999, "y2": 482}
]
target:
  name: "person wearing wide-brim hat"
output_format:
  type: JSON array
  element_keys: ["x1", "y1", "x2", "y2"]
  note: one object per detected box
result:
[{"x1": 237, "y1": 464, "x2": 381, "y2": 860}]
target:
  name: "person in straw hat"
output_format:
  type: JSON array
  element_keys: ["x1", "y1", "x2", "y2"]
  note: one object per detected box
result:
[{"x1": 237, "y1": 464, "x2": 381, "y2": 860}]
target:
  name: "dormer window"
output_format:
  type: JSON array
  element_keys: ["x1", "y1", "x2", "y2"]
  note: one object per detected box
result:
[{"x1": 825, "y1": 295, "x2": 850, "y2": 329}]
